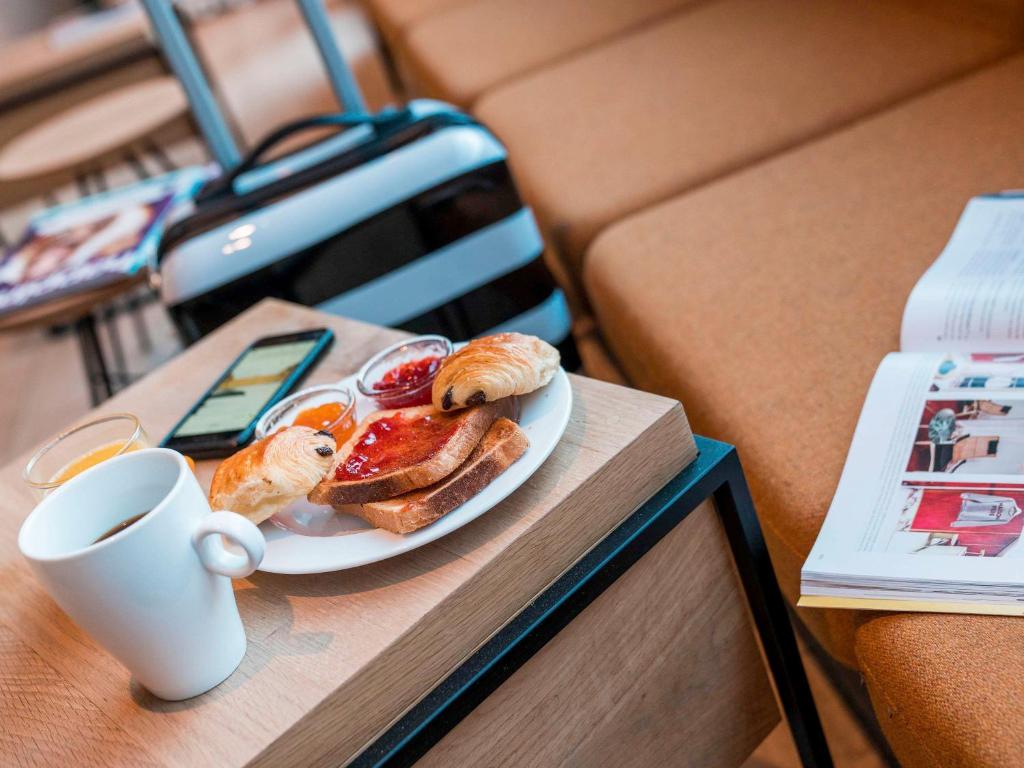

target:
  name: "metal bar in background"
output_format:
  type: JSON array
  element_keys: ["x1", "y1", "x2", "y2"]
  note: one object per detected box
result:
[
  {"x1": 295, "y1": 0, "x2": 367, "y2": 115},
  {"x1": 127, "y1": 287, "x2": 154, "y2": 354},
  {"x1": 124, "y1": 150, "x2": 152, "y2": 181},
  {"x1": 102, "y1": 306, "x2": 129, "y2": 389},
  {"x1": 139, "y1": 0, "x2": 241, "y2": 169},
  {"x1": 353, "y1": 437, "x2": 833, "y2": 768},
  {"x1": 143, "y1": 140, "x2": 178, "y2": 173},
  {"x1": 74, "y1": 315, "x2": 113, "y2": 406}
]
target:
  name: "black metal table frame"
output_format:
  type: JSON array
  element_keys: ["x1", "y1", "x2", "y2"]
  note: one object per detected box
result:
[
  {"x1": 56, "y1": 146, "x2": 175, "y2": 407},
  {"x1": 352, "y1": 435, "x2": 834, "y2": 768}
]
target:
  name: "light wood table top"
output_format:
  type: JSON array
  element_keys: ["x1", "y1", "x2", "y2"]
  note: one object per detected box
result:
[
  {"x1": 0, "y1": 275, "x2": 146, "y2": 333},
  {"x1": 0, "y1": 299, "x2": 696, "y2": 767},
  {"x1": 0, "y1": 76, "x2": 188, "y2": 181},
  {"x1": 0, "y1": 11, "x2": 151, "y2": 108}
]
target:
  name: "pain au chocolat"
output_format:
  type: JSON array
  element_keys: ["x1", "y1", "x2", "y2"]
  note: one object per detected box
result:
[
  {"x1": 209, "y1": 426, "x2": 336, "y2": 525},
  {"x1": 432, "y1": 332, "x2": 559, "y2": 412}
]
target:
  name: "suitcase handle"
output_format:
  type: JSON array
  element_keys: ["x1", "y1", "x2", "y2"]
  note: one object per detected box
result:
[
  {"x1": 196, "y1": 109, "x2": 413, "y2": 201},
  {"x1": 142, "y1": 0, "x2": 369, "y2": 171}
]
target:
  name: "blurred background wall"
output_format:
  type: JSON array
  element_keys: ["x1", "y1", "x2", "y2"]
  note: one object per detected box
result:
[{"x1": 0, "y1": 1, "x2": 83, "y2": 44}]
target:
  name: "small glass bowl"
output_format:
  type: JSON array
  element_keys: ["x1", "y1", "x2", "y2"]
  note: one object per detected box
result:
[
  {"x1": 24, "y1": 413, "x2": 150, "y2": 499},
  {"x1": 254, "y1": 385, "x2": 357, "y2": 537},
  {"x1": 255, "y1": 384, "x2": 356, "y2": 443},
  {"x1": 356, "y1": 335, "x2": 452, "y2": 410}
]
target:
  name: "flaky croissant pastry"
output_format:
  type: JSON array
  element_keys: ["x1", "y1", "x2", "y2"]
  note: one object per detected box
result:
[
  {"x1": 209, "y1": 426, "x2": 336, "y2": 525},
  {"x1": 432, "y1": 332, "x2": 560, "y2": 411}
]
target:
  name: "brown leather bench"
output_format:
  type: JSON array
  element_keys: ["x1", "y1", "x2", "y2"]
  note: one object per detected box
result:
[
  {"x1": 583, "y1": 54, "x2": 1024, "y2": 766},
  {"x1": 395, "y1": 0, "x2": 698, "y2": 106},
  {"x1": 471, "y1": 0, "x2": 1017, "y2": 277},
  {"x1": 366, "y1": 1, "x2": 1024, "y2": 763},
  {"x1": 365, "y1": 0, "x2": 470, "y2": 44}
]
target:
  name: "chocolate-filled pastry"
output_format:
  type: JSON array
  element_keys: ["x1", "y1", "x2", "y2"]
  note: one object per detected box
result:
[
  {"x1": 209, "y1": 426, "x2": 336, "y2": 525},
  {"x1": 432, "y1": 332, "x2": 560, "y2": 411}
]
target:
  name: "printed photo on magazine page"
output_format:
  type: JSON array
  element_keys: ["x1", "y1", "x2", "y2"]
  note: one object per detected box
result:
[
  {"x1": 887, "y1": 481, "x2": 1024, "y2": 558},
  {"x1": 904, "y1": 399, "x2": 1024, "y2": 475}
]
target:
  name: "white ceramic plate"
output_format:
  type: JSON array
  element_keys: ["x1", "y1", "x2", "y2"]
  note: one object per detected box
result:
[{"x1": 255, "y1": 367, "x2": 572, "y2": 574}]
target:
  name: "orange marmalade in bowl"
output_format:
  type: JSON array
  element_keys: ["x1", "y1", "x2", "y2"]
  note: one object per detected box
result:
[
  {"x1": 292, "y1": 401, "x2": 357, "y2": 444},
  {"x1": 255, "y1": 385, "x2": 356, "y2": 444}
]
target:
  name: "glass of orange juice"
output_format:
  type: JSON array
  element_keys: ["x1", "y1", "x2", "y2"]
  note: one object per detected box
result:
[{"x1": 23, "y1": 414, "x2": 150, "y2": 498}]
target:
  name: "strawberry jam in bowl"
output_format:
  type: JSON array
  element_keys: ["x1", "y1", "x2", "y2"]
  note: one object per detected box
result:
[{"x1": 356, "y1": 335, "x2": 453, "y2": 410}]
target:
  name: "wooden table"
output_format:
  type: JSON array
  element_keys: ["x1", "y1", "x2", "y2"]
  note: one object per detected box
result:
[
  {"x1": 0, "y1": 9, "x2": 152, "y2": 111},
  {"x1": 0, "y1": 76, "x2": 188, "y2": 183},
  {"x1": 0, "y1": 299, "x2": 830, "y2": 767},
  {"x1": 0, "y1": 73, "x2": 188, "y2": 406},
  {"x1": 0, "y1": 276, "x2": 150, "y2": 406}
]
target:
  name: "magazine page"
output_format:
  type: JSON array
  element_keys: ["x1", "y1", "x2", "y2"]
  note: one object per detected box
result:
[
  {"x1": 0, "y1": 167, "x2": 210, "y2": 315},
  {"x1": 802, "y1": 352, "x2": 1024, "y2": 611},
  {"x1": 901, "y1": 194, "x2": 1024, "y2": 354}
]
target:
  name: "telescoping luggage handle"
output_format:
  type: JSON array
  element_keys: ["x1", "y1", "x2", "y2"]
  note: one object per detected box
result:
[
  {"x1": 194, "y1": 110, "x2": 405, "y2": 201},
  {"x1": 140, "y1": 0, "x2": 369, "y2": 172},
  {"x1": 193, "y1": 107, "x2": 479, "y2": 203}
]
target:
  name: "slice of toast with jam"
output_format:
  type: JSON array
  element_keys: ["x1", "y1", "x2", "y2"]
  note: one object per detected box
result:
[
  {"x1": 308, "y1": 399, "x2": 515, "y2": 506},
  {"x1": 354, "y1": 418, "x2": 528, "y2": 533}
]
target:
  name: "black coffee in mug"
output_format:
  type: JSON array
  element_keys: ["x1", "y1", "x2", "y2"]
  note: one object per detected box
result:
[{"x1": 93, "y1": 512, "x2": 148, "y2": 544}]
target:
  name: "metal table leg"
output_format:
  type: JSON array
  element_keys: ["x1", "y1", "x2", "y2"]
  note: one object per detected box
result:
[
  {"x1": 73, "y1": 314, "x2": 113, "y2": 406},
  {"x1": 713, "y1": 445, "x2": 834, "y2": 768},
  {"x1": 124, "y1": 149, "x2": 151, "y2": 180},
  {"x1": 143, "y1": 140, "x2": 177, "y2": 173},
  {"x1": 353, "y1": 436, "x2": 833, "y2": 768},
  {"x1": 127, "y1": 288, "x2": 154, "y2": 354},
  {"x1": 102, "y1": 305, "x2": 130, "y2": 388}
]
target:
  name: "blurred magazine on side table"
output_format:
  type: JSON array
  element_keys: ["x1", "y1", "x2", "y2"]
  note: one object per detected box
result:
[
  {"x1": 0, "y1": 167, "x2": 209, "y2": 314},
  {"x1": 0, "y1": 167, "x2": 212, "y2": 404}
]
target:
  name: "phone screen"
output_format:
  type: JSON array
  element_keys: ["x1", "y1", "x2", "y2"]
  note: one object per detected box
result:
[{"x1": 171, "y1": 339, "x2": 319, "y2": 438}]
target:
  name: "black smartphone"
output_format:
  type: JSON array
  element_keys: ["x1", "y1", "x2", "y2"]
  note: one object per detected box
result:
[{"x1": 161, "y1": 328, "x2": 334, "y2": 459}]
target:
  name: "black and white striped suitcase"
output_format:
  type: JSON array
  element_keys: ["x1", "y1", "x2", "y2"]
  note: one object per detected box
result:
[{"x1": 144, "y1": 0, "x2": 576, "y2": 364}]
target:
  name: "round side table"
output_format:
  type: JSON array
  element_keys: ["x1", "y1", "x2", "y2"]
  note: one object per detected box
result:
[
  {"x1": 0, "y1": 76, "x2": 188, "y2": 184},
  {"x1": 0, "y1": 76, "x2": 190, "y2": 404},
  {"x1": 0, "y1": 276, "x2": 147, "y2": 405}
]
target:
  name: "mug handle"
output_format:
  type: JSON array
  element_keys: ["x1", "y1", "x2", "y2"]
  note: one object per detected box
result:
[{"x1": 191, "y1": 511, "x2": 265, "y2": 578}]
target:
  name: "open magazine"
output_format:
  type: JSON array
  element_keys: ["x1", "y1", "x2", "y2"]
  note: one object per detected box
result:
[
  {"x1": 0, "y1": 167, "x2": 210, "y2": 314},
  {"x1": 802, "y1": 193, "x2": 1024, "y2": 616}
]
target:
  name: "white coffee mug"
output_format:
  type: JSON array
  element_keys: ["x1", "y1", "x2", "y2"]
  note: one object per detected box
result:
[{"x1": 18, "y1": 448, "x2": 265, "y2": 700}]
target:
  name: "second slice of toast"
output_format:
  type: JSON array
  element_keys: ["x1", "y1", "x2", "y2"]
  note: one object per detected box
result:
[
  {"x1": 308, "y1": 399, "x2": 515, "y2": 505},
  {"x1": 355, "y1": 418, "x2": 529, "y2": 533}
]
